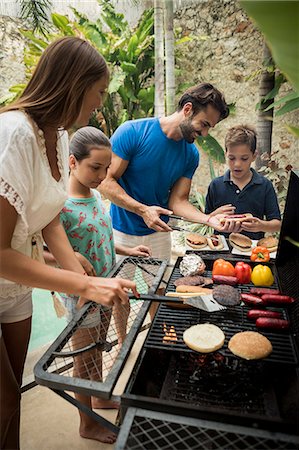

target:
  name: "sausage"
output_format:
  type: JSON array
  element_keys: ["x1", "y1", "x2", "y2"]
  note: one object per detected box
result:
[
  {"x1": 241, "y1": 293, "x2": 264, "y2": 306},
  {"x1": 256, "y1": 318, "x2": 290, "y2": 330},
  {"x1": 261, "y1": 294, "x2": 295, "y2": 305},
  {"x1": 212, "y1": 275, "x2": 238, "y2": 286},
  {"x1": 250, "y1": 288, "x2": 280, "y2": 296},
  {"x1": 247, "y1": 310, "x2": 282, "y2": 320}
]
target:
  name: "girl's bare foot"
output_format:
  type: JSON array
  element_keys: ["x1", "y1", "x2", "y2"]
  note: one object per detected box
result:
[
  {"x1": 80, "y1": 423, "x2": 117, "y2": 444},
  {"x1": 92, "y1": 397, "x2": 119, "y2": 409}
]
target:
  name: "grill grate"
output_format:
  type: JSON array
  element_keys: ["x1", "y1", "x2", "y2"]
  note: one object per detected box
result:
[
  {"x1": 166, "y1": 255, "x2": 280, "y2": 295},
  {"x1": 160, "y1": 353, "x2": 278, "y2": 416},
  {"x1": 116, "y1": 408, "x2": 299, "y2": 450},
  {"x1": 34, "y1": 257, "x2": 168, "y2": 398},
  {"x1": 145, "y1": 304, "x2": 297, "y2": 365}
]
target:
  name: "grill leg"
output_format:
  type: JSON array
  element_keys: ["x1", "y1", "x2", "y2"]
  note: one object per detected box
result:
[{"x1": 51, "y1": 389, "x2": 119, "y2": 434}]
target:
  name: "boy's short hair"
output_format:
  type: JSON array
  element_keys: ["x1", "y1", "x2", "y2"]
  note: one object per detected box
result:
[{"x1": 225, "y1": 125, "x2": 257, "y2": 153}]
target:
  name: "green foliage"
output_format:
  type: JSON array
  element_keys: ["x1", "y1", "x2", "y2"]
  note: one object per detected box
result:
[
  {"x1": 241, "y1": 1, "x2": 299, "y2": 94},
  {"x1": 196, "y1": 135, "x2": 225, "y2": 164},
  {"x1": 19, "y1": 0, "x2": 52, "y2": 36},
  {"x1": 1, "y1": 0, "x2": 155, "y2": 136}
]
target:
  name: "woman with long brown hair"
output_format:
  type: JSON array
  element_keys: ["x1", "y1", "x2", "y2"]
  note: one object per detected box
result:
[{"x1": 0, "y1": 36, "x2": 138, "y2": 447}]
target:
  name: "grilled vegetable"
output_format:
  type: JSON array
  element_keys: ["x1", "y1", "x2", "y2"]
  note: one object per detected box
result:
[
  {"x1": 235, "y1": 262, "x2": 252, "y2": 284},
  {"x1": 247, "y1": 310, "x2": 282, "y2": 320},
  {"x1": 251, "y1": 264, "x2": 274, "y2": 286},
  {"x1": 256, "y1": 318, "x2": 290, "y2": 330},
  {"x1": 212, "y1": 259, "x2": 235, "y2": 277},
  {"x1": 250, "y1": 246, "x2": 270, "y2": 262},
  {"x1": 261, "y1": 294, "x2": 295, "y2": 305},
  {"x1": 212, "y1": 275, "x2": 238, "y2": 286},
  {"x1": 250, "y1": 287, "x2": 280, "y2": 296},
  {"x1": 241, "y1": 293, "x2": 264, "y2": 306}
]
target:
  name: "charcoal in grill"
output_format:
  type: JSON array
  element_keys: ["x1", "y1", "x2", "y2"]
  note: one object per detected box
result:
[{"x1": 213, "y1": 284, "x2": 241, "y2": 306}]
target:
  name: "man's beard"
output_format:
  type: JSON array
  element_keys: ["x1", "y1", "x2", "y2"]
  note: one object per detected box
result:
[{"x1": 179, "y1": 119, "x2": 201, "y2": 143}]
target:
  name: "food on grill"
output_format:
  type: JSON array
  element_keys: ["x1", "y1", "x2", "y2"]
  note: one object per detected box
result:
[
  {"x1": 261, "y1": 294, "x2": 295, "y2": 305},
  {"x1": 166, "y1": 289, "x2": 212, "y2": 298},
  {"x1": 257, "y1": 236, "x2": 278, "y2": 253},
  {"x1": 250, "y1": 287, "x2": 280, "y2": 296},
  {"x1": 176, "y1": 285, "x2": 212, "y2": 294},
  {"x1": 207, "y1": 234, "x2": 224, "y2": 250},
  {"x1": 174, "y1": 275, "x2": 213, "y2": 287},
  {"x1": 241, "y1": 293, "x2": 264, "y2": 306},
  {"x1": 185, "y1": 233, "x2": 207, "y2": 249},
  {"x1": 183, "y1": 323, "x2": 225, "y2": 353},
  {"x1": 235, "y1": 262, "x2": 252, "y2": 284},
  {"x1": 250, "y1": 246, "x2": 270, "y2": 262},
  {"x1": 212, "y1": 284, "x2": 241, "y2": 306},
  {"x1": 256, "y1": 318, "x2": 290, "y2": 330},
  {"x1": 251, "y1": 265, "x2": 274, "y2": 286},
  {"x1": 212, "y1": 275, "x2": 238, "y2": 286},
  {"x1": 179, "y1": 254, "x2": 206, "y2": 277},
  {"x1": 229, "y1": 233, "x2": 252, "y2": 252},
  {"x1": 247, "y1": 310, "x2": 282, "y2": 320},
  {"x1": 220, "y1": 213, "x2": 253, "y2": 224},
  {"x1": 212, "y1": 259, "x2": 235, "y2": 277},
  {"x1": 228, "y1": 331, "x2": 272, "y2": 360}
]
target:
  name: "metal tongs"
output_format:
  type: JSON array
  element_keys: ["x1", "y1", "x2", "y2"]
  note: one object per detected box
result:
[
  {"x1": 128, "y1": 293, "x2": 226, "y2": 312},
  {"x1": 169, "y1": 215, "x2": 199, "y2": 232}
]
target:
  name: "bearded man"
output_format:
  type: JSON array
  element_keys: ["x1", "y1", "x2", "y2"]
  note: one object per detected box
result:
[{"x1": 100, "y1": 83, "x2": 232, "y2": 261}]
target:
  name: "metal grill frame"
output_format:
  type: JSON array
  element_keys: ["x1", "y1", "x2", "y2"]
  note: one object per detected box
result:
[
  {"x1": 115, "y1": 407, "x2": 299, "y2": 450},
  {"x1": 34, "y1": 257, "x2": 168, "y2": 398},
  {"x1": 33, "y1": 257, "x2": 168, "y2": 433}
]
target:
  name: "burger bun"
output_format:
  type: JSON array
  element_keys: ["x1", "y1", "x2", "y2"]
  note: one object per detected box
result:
[
  {"x1": 183, "y1": 323, "x2": 225, "y2": 353},
  {"x1": 229, "y1": 232, "x2": 252, "y2": 252},
  {"x1": 257, "y1": 236, "x2": 278, "y2": 253},
  {"x1": 228, "y1": 331, "x2": 272, "y2": 360},
  {"x1": 186, "y1": 233, "x2": 207, "y2": 249}
]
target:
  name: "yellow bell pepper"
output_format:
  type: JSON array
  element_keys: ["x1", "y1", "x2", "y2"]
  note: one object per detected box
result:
[{"x1": 251, "y1": 264, "x2": 274, "y2": 286}]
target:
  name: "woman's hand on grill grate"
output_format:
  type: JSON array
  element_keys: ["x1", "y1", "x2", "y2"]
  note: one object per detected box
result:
[{"x1": 77, "y1": 277, "x2": 140, "y2": 308}]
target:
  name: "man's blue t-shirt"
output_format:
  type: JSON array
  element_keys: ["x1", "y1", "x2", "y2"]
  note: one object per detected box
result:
[
  {"x1": 205, "y1": 169, "x2": 281, "y2": 240},
  {"x1": 110, "y1": 118, "x2": 199, "y2": 236}
]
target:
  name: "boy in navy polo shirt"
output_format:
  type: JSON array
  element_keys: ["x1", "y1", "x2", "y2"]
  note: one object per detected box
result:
[{"x1": 205, "y1": 125, "x2": 281, "y2": 240}]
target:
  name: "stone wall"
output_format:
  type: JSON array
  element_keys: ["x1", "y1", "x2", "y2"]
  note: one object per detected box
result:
[
  {"x1": 173, "y1": 0, "x2": 298, "y2": 195},
  {"x1": 0, "y1": 0, "x2": 298, "y2": 200}
]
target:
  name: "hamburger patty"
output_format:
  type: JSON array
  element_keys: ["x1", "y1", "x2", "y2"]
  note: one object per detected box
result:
[
  {"x1": 213, "y1": 284, "x2": 241, "y2": 306},
  {"x1": 174, "y1": 275, "x2": 213, "y2": 287}
]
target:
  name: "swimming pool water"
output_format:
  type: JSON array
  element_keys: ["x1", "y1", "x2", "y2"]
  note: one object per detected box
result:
[{"x1": 29, "y1": 289, "x2": 67, "y2": 352}]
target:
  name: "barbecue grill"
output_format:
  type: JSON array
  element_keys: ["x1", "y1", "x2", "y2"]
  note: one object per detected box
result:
[
  {"x1": 116, "y1": 172, "x2": 299, "y2": 449},
  {"x1": 34, "y1": 171, "x2": 299, "y2": 448}
]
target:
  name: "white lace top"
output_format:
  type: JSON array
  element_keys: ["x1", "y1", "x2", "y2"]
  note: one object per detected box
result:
[{"x1": 0, "y1": 110, "x2": 69, "y2": 297}]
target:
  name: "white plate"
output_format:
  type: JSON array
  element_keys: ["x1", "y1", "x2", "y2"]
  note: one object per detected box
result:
[
  {"x1": 185, "y1": 234, "x2": 229, "y2": 252},
  {"x1": 231, "y1": 239, "x2": 277, "y2": 259}
]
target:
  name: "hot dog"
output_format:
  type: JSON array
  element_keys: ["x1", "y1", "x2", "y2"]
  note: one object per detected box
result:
[
  {"x1": 261, "y1": 294, "x2": 295, "y2": 305},
  {"x1": 220, "y1": 213, "x2": 253, "y2": 224},
  {"x1": 207, "y1": 234, "x2": 224, "y2": 251},
  {"x1": 212, "y1": 275, "x2": 238, "y2": 286},
  {"x1": 247, "y1": 310, "x2": 282, "y2": 320},
  {"x1": 256, "y1": 318, "x2": 290, "y2": 330},
  {"x1": 241, "y1": 293, "x2": 264, "y2": 306},
  {"x1": 250, "y1": 288, "x2": 280, "y2": 296}
]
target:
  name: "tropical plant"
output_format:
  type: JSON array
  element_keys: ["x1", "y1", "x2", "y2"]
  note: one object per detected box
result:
[
  {"x1": 19, "y1": 0, "x2": 52, "y2": 36},
  {"x1": 1, "y1": 0, "x2": 155, "y2": 136}
]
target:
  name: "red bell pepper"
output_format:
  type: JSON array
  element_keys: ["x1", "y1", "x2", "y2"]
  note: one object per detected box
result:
[{"x1": 235, "y1": 261, "x2": 252, "y2": 284}]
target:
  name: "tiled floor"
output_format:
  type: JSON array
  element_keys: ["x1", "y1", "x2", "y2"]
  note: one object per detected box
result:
[{"x1": 20, "y1": 328, "x2": 149, "y2": 450}]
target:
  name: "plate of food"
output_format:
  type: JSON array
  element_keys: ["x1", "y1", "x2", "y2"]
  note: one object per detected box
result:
[
  {"x1": 185, "y1": 233, "x2": 229, "y2": 252},
  {"x1": 229, "y1": 233, "x2": 278, "y2": 259}
]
